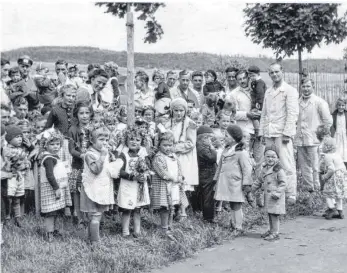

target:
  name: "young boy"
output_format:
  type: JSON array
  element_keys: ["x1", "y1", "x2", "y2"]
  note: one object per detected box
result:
[
  {"x1": 203, "y1": 70, "x2": 225, "y2": 97},
  {"x1": 7, "y1": 67, "x2": 28, "y2": 103},
  {"x1": 248, "y1": 66, "x2": 267, "y2": 136}
]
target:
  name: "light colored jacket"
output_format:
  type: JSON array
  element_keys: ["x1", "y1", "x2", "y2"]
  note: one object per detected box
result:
[
  {"x1": 227, "y1": 86, "x2": 254, "y2": 134},
  {"x1": 295, "y1": 94, "x2": 332, "y2": 146},
  {"x1": 259, "y1": 81, "x2": 299, "y2": 137}
]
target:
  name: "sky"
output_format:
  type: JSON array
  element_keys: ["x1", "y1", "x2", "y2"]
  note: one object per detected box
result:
[{"x1": 1, "y1": 1, "x2": 347, "y2": 60}]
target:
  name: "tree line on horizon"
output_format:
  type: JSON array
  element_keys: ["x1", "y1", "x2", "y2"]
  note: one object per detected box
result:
[{"x1": 2, "y1": 46, "x2": 345, "y2": 74}]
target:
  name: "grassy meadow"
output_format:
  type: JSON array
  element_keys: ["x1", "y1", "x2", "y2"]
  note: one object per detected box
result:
[{"x1": 2, "y1": 187, "x2": 325, "y2": 273}]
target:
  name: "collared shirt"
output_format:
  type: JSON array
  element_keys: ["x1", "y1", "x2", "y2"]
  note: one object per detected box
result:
[
  {"x1": 225, "y1": 84, "x2": 238, "y2": 99},
  {"x1": 295, "y1": 94, "x2": 332, "y2": 146},
  {"x1": 169, "y1": 85, "x2": 200, "y2": 108},
  {"x1": 134, "y1": 87, "x2": 155, "y2": 107},
  {"x1": 228, "y1": 86, "x2": 254, "y2": 134},
  {"x1": 259, "y1": 81, "x2": 299, "y2": 138}
]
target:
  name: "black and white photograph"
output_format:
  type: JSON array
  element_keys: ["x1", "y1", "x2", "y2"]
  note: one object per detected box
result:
[{"x1": 1, "y1": 1, "x2": 347, "y2": 272}]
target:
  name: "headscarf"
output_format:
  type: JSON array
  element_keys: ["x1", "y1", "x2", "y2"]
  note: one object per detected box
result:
[{"x1": 170, "y1": 98, "x2": 187, "y2": 112}]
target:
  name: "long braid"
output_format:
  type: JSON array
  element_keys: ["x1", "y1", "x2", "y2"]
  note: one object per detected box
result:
[{"x1": 179, "y1": 115, "x2": 186, "y2": 141}]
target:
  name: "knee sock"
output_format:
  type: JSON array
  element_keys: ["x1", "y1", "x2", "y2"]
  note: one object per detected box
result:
[
  {"x1": 20, "y1": 196, "x2": 25, "y2": 216},
  {"x1": 336, "y1": 198, "x2": 343, "y2": 211},
  {"x1": 121, "y1": 211, "x2": 131, "y2": 236},
  {"x1": 216, "y1": 201, "x2": 223, "y2": 212},
  {"x1": 44, "y1": 216, "x2": 55, "y2": 233},
  {"x1": 270, "y1": 214, "x2": 280, "y2": 235},
  {"x1": 89, "y1": 213, "x2": 102, "y2": 242},
  {"x1": 234, "y1": 208, "x2": 243, "y2": 230},
  {"x1": 6, "y1": 197, "x2": 13, "y2": 220},
  {"x1": 133, "y1": 209, "x2": 141, "y2": 235},
  {"x1": 160, "y1": 208, "x2": 169, "y2": 230},
  {"x1": 13, "y1": 198, "x2": 21, "y2": 218},
  {"x1": 268, "y1": 213, "x2": 273, "y2": 233}
]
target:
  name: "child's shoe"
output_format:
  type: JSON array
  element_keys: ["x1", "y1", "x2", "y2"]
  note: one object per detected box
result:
[
  {"x1": 325, "y1": 208, "x2": 338, "y2": 220},
  {"x1": 261, "y1": 230, "x2": 272, "y2": 238},
  {"x1": 337, "y1": 210, "x2": 344, "y2": 219},
  {"x1": 264, "y1": 233, "x2": 279, "y2": 241},
  {"x1": 14, "y1": 217, "x2": 22, "y2": 228},
  {"x1": 53, "y1": 230, "x2": 63, "y2": 238}
]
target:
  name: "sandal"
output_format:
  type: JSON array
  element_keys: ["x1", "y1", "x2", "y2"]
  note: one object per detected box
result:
[
  {"x1": 261, "y1": 230, "x2": 272, "y2": 238},
  {"x1": 264, "y1": 233, "x2": 279, "y2": 241}
]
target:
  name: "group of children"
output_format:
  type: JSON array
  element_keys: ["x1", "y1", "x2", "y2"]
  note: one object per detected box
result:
[{"x1": 1, "y1": 63, "x2": 346, "y2": 248}]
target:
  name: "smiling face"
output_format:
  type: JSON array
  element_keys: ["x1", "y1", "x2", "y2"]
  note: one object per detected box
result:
[
  {"x1": 1, "y1": 109, "x2": 10, "y2": 126},
  {"x1": 269, "y1": 64, "x2": 283, "y2": 84},
  {"x1": 236, "y1": 72, "x2": 249, "y2": 89},
  {"x1": 91, "y1": 75, "x2": 108, "y2": 93},
  {"x1": 127, "y1": 136, "x2": 142, "y2": 151},
  {"x1": 1, "y1": 63, "x2": 10, "y2": 79},
  {"x1": 301, "y1": 80, "x2": 314, "y2": 98},
  {"x1": 264, "y1": 150, "x2": 279, "y2": 166},
  {"x1": 220, "y1": 115, "x2": 231, "y2": 130},
  {"x1": 10, "y1": 71, "x2": 21, "y2": 83},
  {"x1": 77, "y1": 106, "x2": 91, "y2": 125},
  {"x1": 46, "y1": 140, "x2": 62, "y2": 155},
  {"x1": 172, "y1": 106, "x2": 186, "y2": 122},
  {"x1": 143, "y1": 109, "x2": 154, "y2": 123},
  {"x1": 337, "y1": 101, "x2": 346, "y2": 113},
  {"x1": 226, "y1": 71, "x2": 237, "y2": 87}
]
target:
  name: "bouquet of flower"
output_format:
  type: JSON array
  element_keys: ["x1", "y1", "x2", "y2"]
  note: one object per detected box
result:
[{"x1": 133, "y1": 156, "x2": 154, "y2": 202}]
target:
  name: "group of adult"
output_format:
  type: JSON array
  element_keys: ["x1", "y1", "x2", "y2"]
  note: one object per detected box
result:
[{"x1": 0, "y1": 55, "x2": 335, "y2": 204}]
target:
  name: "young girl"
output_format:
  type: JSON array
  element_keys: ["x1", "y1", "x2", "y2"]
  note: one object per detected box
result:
[
  {"x1": 117, "y1": 127, "x2": 151, "y2": 238},
  {"x1": 252, "y1": 145, "x2": 286, "y2": 241},
  {"x1": 152, "y1": 131, "x2": 187, "y2": 236},
  {"x1": 39, "y1": 129, "x2": 72, "y2": 242},
  {"x1": 81, "y1": 126, "x2": 122, "y2": 244},
  {"x1": 68, "y1": 101, "x2": 93, "y2": 226},
  {"x1": 214, "y1": 124, "x2": 252, "y2": 236},
  {"x1": 142, "y1": 106, "x2": 156, "y2": 139},
  {"x1": 331, "y1": 98, "x2": 347, "y2": 169},
  {"x1": 190, "y1": 112, "x2": 203, "y2": 128},
  {"x1": 319, "y1": 137, "x2": 345, "y2": 220}
]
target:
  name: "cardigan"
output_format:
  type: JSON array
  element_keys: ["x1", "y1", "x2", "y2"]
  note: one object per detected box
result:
[{"x1": 45, "y1": 102, "x2": 75, "y2": 137}]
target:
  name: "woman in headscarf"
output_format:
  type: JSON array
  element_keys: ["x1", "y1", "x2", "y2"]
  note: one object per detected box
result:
[{"x1": 165, "y1": 98, "x2": 198, "y2": 217}]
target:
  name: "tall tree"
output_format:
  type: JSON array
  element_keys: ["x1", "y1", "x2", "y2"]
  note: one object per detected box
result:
[
  {"x1": 244, "y1": 4, "x2": 347, "y2": 89},
  {"x1": 96, "y1": 2, "x2": 165, "y2": 125}
]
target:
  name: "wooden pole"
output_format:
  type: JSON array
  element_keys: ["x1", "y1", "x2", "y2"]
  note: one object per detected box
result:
[
  {"x1": 126, "y1": 4, "x2": 135, "y2": 126},
  {"x1": 33, "y1": 161, "x2": 40, "y2": 216},
  {"x1": 298, "y1": 48, "x2": 303, "y2": 95}
]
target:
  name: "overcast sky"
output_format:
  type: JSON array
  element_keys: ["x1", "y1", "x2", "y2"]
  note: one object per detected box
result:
[{"x1": 1, "y1": 1, "x2": 347, "y2": 59}]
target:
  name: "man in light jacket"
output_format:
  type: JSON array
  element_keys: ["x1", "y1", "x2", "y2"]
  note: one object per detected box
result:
[
  {"x1": 259, "y1": 63, "x2": 299, "y2": 204},
  {"x1": 295, "y1": 78, "x2": 332, "y2": 192}
]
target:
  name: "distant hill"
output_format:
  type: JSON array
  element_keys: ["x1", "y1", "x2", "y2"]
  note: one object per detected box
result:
[{"x1": 2, "y1": 46, "x2": 346, "y2": 73}]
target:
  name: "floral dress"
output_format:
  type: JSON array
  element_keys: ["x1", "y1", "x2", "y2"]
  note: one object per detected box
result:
[{"x1": 335, "y1": 114, "x2": 347, "y2": 162}]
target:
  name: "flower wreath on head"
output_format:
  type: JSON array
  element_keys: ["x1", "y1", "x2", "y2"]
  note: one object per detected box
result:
[{"x1": 38, "y1": 128, "x2": 64, "y2": 149}]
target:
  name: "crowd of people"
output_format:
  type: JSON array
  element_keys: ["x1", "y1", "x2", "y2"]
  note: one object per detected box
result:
[{"x1": 0, "y1": 55, "x2": 346, "y2": 246}]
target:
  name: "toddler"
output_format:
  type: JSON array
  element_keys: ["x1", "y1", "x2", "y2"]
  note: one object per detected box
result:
[
  {"x1": 203, "y1": 70, "x2": 225, "y2": 96},
  {"x1": 39, "y1": 129, "x2": 72, "y2": 242},
  {"x1": 153, "y1": 70, "x2": 171, "y2": 101},
  {"x1": 252, "y1": 145, "x2": 286, "y2": 241}
]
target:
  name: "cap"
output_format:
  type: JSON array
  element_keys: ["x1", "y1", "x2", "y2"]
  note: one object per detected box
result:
[
  {"x1": 248, "y1": 65, "x2": 260, "y2": 74},
  {"x1": 17, "y1": 55, "x2": 33, "y2": 66}
]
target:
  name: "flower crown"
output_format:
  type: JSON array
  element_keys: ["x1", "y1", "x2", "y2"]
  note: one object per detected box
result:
[{"x1": 38, "y1": 128, "x2": 64, "y2": 147}]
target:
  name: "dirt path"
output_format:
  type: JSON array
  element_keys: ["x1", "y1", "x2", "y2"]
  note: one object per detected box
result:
[{"x1": 152, "y1": 209, "x2": 347, "y2": 273}]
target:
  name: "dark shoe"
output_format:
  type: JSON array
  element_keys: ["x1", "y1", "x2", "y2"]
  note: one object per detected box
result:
[
  {"x1": 322, "y1": 208, "x2": 329, "y2": 217},
  {"x1": 325, "y1": 208, "x2": 338, "y2": 220},
  {"x1": 232, "y1": 228, "x2": 244, "y2": 237},
  {"x1": 14, "y1": 217, "x2": 22, "y2": 228},
  {"x1": 264, "y1": 233, "x2": 279, "y2": 241},
  {"x1": 261, "y1": 230, "x2": 272, "y2": 238},
  {"x1": 53, "y1": 230, "x2": 63, "y2": 237},
  {"x1": 338, "y1": 210, "x2": 344, "y2": 219},
  {"x1": 132, "y1": 233, "x2": 141, "y2": 239}
]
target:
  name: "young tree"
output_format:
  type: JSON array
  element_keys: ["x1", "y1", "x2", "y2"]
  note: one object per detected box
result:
[
  {"x1": 96, "y1": 2, "x2": 165, "y2": 125},
  {"x1": 244, "y1": 4, "x2": 347, "y2": 89}
]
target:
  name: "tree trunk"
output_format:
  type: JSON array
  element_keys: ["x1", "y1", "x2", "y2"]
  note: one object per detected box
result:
[
  {"x1": 126, "y1": 4, "x2": 135, "y2": 126},
  {"x1": 298, "y1": 48, "x2": 302, "y2": 95}
]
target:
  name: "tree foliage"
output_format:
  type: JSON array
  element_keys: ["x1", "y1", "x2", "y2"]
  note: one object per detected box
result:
[
  {"x1": 243, "y1": 4, "x2": 347, "y2": 60},
  {"x1": 95, "y1": 2, "x2": 165, "y2": 43}
]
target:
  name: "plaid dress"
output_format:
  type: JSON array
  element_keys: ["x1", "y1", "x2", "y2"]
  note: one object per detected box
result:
[
  {"x1": 39, "y1": 153, "x2": 72, "y2": 213},
  {"x1": 151, "y1": 152, "x2": 189, "y2": 210}
]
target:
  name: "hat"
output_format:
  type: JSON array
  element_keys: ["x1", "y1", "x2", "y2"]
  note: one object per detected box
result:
[
  {"x1": 248, "y1": 66, "x2": 260, "y2": 74},
  {"x1": 197, "y1": 125, "x2": 214, "y2": 136},
  {"x1": 264, "y1": 144, "x2": 279, "y2": 157},
  {"x1": 5, "y1": 125, "x2": 22, "y2": 142},
  {"x1": 17, "y1": 55, "x2": 33, "y2": 66},
  {"x1": 205, "y1": 69, "x2": 217, "y2": 81},
  {"x1": 1, "y1": 58, "x2": 10, "y2": 67},
  {"x1": 226, "y1": 124, "x2": 243, "y2": 143},
  {"x1": 36, "y1": 62, "x2": 48, "y2": 71},
  {"x1": 170, "y1": 98, "x2": 187, "y2": 111}
]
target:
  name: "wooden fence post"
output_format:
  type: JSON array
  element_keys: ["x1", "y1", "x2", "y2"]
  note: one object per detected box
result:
[
  {"x1": 126, "y1": 4, "x2": 135, "y2": 127},
  {"x1": 33, "y1": 160, "x2": 40, "y2": 216}
]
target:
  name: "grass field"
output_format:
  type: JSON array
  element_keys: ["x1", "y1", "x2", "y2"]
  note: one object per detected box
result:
[{"x1": 2, "y1": 188, "x2": 325, "y2": 273}]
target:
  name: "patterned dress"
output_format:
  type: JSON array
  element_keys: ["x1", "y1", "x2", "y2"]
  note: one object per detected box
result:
[
  {"x1": 151, "y1": 152, "x2": 188, "y2": 209},
  {"x1": 39, "y1": 153, "x2": 72, "y2": 214},
  {"x1": 335, "y1": 114, "x2": 347, "y2": 162}
]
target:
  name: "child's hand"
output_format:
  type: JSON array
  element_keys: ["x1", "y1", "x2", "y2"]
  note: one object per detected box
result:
[
  {"x1": 242, "y1": 185, "x2": 252, "y2": 193},
  {"x1": 22, "y1": 137, "x2": 31, "y2": 147},
  {"x1": 55, "y1": 189, "x2": 61, "y2": 200},
  {"x1": 136, "y1": 173, "x2": 146, "y2": 183},
  {"x1": 100, "y1": 147, "x2": 108, "y2": 156}
]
